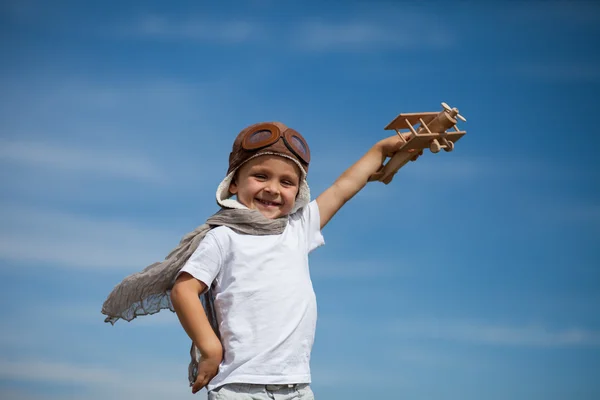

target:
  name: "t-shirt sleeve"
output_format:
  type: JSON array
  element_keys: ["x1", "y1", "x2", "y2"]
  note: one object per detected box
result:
[
  {"x1": 300, "y1": 199, "x2": 325, "y2": 252},
  {"x1": 176, "y1": 230, "x2": 223, "y2": 292}
]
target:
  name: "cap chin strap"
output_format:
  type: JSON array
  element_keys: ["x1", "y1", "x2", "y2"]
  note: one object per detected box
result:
[{"x1": 215, "y1": 153, "x2": 311, "y2": 214}]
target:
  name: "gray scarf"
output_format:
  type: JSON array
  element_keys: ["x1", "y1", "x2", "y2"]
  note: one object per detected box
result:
[{"x1": 101, "y1": 207, "x2": 287, "y2": 386}]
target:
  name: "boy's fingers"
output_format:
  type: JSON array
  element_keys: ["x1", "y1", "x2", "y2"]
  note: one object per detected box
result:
[
  {"x1": 368, "y1": 170, "x2": 384, "y2": 182},
  {"x1": 192, "y1": 382, "x2": 205, "y2": 394},
  {"x1": 191, "y1": 375, "x2": 206, "y2": 393},
  {"x1": 191, "y1": 366, "x2": 219, "y2": 394}
]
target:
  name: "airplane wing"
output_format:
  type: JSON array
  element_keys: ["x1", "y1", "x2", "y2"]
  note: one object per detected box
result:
[{"x1": 385, "y1": 112, "x2": 439, "y2": 130}]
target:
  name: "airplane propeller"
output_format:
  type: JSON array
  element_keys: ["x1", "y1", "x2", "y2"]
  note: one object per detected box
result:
[{"x1": 441, "y1": 102, "x2": 467, "y2": 122}]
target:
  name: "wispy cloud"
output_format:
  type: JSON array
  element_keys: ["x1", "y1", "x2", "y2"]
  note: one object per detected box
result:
[
  {"x1": 64, "y1": 79, "x2": 221, "y2": 120},
  {"x1": 499, "y1": 1, "x2": 600, "y2": 26},
  {"x1": 45, "y1": 302, "x2": 180, "y2": 326},
  {"x1": 311, "y1": 259, "x2": 410, "y2": 280},
  {"x1": 0, "y1": 204, "x2": 179, "y2": 270},
  {"x1": 0, "y1": 301, "x2": 183, "y2": 367},
  {"x1": 0, "y1": 359, "x2": 122, "y2": 385},
  {"x1": 0, "y1": 77, "x2": 232, "y2": 135},
  {"x1": 123, "y1": 12, "x2": 455, "y2": 52},
  {"x1": 559, "y1": 203, "x2": 600, "y2": 223},
  {"x1": 534, "y1": 202, "x2": 600, "y2": 229},
  {"x1": 0, "y1": 358, "x2": 205, "y2": 400},
  {"x1": 397, "y1": 154, "x2": 589, "y2": 183},
  {"x1": 0, "y1": 139, "x2": 167, "y2": 183},
  {"x1": 311, "y1": 362, "x2": 397, "y2": 388},
  {"x1": 129, "y1": 15, "x2": 261, "y2": 44},
  {"x1": 510, "y1": 61, "x2": 600, "y2": 83},
  {"x1": 318, "y1": 314, "x2": 600, "y2": 348},
  {"x1": 0, "y1": 77, "x2": 230, "y2": 201},
  {"x1": 391, "y1": 318, "x2": 600, "y2": 347},
  {"x1": 292, "y1": 18, "x2": 454, "y2": 52},
  {"x1": 402, "y1": 156, "x2": 484, "y2": 181}
]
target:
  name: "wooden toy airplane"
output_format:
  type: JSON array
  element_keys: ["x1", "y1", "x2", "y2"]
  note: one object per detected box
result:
[{"x1": 369, "y1": 102, "x2": 467, "y2": 184}]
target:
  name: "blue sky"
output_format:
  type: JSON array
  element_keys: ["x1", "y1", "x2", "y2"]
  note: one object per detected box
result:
[{"x1": 1, "y1": 0, "x2": 599, "y2": 399}]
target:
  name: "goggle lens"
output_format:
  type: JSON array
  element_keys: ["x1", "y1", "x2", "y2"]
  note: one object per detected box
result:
[
  {"x1": 247, "y1": 130, "x2": 273, "y2": 145},
  {"x1": 288, "y1": 134, "x2": 309, "y2": 159}
]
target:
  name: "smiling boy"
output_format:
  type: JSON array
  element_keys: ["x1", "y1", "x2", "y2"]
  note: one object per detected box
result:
[{"x1": 168, "y1": 121, "x2": 408, "y2": 399}]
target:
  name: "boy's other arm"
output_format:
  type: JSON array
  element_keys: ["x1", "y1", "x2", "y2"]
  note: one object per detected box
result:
[
  {"x1": 316, "y1": 134, "x2": 409, "y2": 229},
  {"x1": 171, "y1": 272, "x2": 223, "y2": 393}
]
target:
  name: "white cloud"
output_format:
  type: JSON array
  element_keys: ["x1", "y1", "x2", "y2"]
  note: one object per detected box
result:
[
  {"x1": 534, "y1": 202, "x2": 600, "y2": 228},
  {"x1": 30, "y1": 78, "x2": 223, "y2": 120},
  {"x1": 0, "y1": 329, "x2": 37, "y2": 349},
  {"x1": 0, "y1": 78, "x2": 229, "y2": 205},
  {"x1": 310, "y1": 259, "x2": 410, "y2": 280},
  {"x1": 130, "y1": 15, "x2": 261, "y2": 44},
  {"x1": 292, "y1": 19, "x2": 454, "y2": 52},
  {"x1": 0, "y1": 359, "x2": 121, "y2": 385},
  {"x1": 511, "y1": 62, "x2": 600, "y2": 83},
  {"x1": 401, "y1": 156, "x2": 483, "y2": 181},
  {"x1": 123, "y1": 12, "x2": 455, "y2": 52},
  {"x1": 311, "y1": 362, "x2": 397, "y2": 388},
  {"x1": 0, "y1": 388, "x2": 46, "y2": 400},
  {"x1": 500, "y1": 1, "x2": 600, "y2": 25},
  {"x1": 0, "y1": 139, "x2": 167, "y2": 183},
  {"x1": 392, "y1": 154, "x2": 586, "y2": 183},
  {"x1": 391, "y1": 318, "x2": 600, "y2": 347},
  {"x1": 318, "y1": 315, "x2": 600, "y2": 348},
  {"x1": 0, "y1": 358, "x2": 206, "y2": 400},
  {"x1": 0, "y1": 204, "x2": 180, "y2": 270},
  {"x1": 46, "y1": 302, "x2": 181, "y2": 326},
  {"x1": 0, "y1": 76, "x2": 233, "y2": 136}
]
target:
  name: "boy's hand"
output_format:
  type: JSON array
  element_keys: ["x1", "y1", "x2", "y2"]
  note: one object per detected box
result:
[
  {"x1": 378, "y1": 133, "x2": 407, "y2": 157},
  {"x1": 377, "y1": 133, "x2": 422, "y2": 160},
  {"x1": 369, "y1": 134, "x2": 423, "y2": 180},
  {"x1": 192, "y1": 351, "x2": 222, "y2": 393},
  {"x1": 171, "y1": 275, "x2": 224, "y2": 394}
]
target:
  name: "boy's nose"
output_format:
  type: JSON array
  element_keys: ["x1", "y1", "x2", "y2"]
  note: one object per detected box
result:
[{"x1": 264, "y1": 181, "x2": 280, "y2": 194}]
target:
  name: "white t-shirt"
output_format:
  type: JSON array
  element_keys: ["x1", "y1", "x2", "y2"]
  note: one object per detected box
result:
[{"x1": 178, "y1": 200, "x2": 325, "y2": 391}]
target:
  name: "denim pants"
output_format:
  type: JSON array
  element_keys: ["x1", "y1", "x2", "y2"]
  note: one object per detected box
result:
[{"x1": 208, "y1": 383, "x2": 314, "y2": 400}]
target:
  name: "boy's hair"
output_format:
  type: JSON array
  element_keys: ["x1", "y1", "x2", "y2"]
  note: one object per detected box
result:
[{"x1": 216, "y1": 122, "x2": 312, "y2": 214}]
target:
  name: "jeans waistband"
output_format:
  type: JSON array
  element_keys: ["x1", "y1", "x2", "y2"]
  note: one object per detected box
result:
[{"x1": 265, "y1": 383, "x2": 305, "y2": 391}]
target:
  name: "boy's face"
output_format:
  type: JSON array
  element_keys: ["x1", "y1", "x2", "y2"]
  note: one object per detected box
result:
[{"x1": 229, "y1": 155, "x2": 301, "y2": 219}]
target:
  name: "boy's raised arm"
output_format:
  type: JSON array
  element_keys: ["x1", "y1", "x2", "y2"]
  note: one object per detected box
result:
[{"x1": 316, "y1": 134, "x2": 411, "y2": 229}]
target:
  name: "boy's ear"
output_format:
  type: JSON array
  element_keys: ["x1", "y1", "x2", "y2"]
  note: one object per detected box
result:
[{"x1": 229, "y1": 177, "x2": 238, "y2": 194}]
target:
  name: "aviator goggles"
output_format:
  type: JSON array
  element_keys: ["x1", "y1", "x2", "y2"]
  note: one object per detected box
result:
[{"x1": 241, "y1": 123, "x2": 311, "y2": 165}]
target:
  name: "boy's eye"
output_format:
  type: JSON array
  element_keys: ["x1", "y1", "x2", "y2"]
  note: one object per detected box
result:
[{"x1": 254, "y1": 174, "x2": 267, "y2": 180}]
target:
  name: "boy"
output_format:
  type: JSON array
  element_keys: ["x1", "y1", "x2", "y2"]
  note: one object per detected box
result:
[{"x1": 170, "y1": 121, "x2": 412, "y2": 399}]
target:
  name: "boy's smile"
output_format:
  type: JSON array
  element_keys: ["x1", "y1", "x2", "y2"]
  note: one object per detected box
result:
[{"x1": 229, "y1": 155, "x2": 301, "y2": 219}]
